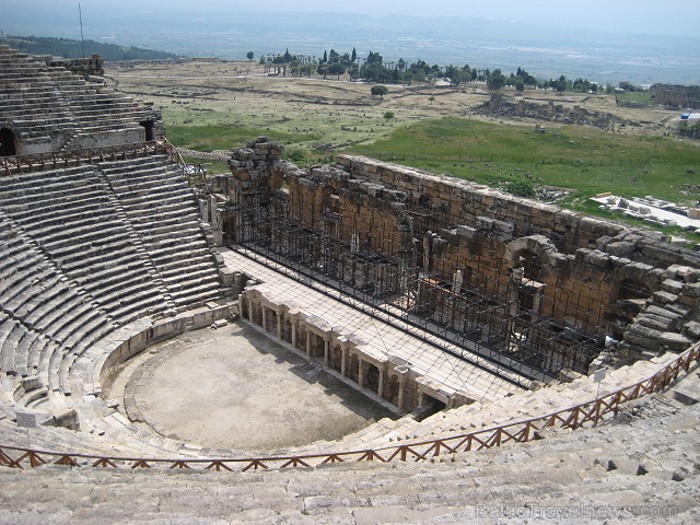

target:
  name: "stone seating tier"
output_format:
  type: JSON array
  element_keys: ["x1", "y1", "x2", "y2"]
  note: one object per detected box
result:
[
  {"x1": 1, "y1": 44, "x2": 162, "y2": 153},
  {"x1": 0, "y1": 154, "x2": 225, "y2": 415},
  {"x1": 0, "y1": 366, "x2": 697, "y2": 525}
]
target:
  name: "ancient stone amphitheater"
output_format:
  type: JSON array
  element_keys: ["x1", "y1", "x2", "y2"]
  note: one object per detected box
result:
[{"x1": 1, "y1": 45, "x2": 699, "y2": 524}]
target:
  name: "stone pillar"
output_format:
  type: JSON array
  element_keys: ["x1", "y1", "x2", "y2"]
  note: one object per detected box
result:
[
  {"x1": 452, "y1": 269, "x2": 463, "y2": 294},
  {"x1": 261, "y1": 307, "x2": 268, "y2": 332},
  {"x1": 378, "y1": 367, "x2": 384, "y2": 399},
  {"x1": 396, "y1": 365, "x2": 410, "y2": 411},
  {"x1": 276, "y1": 309, "x2": 282, "y2": 339},
  {"x1": 340, "y1": 345, "x2": 347, "y2": 376},
  {"x1": 358, "y1": 357, "x2": 365, "y2": 388},
  {"x1": 306, "y1": 330, "x2": 312, "y2": 358},
  {"x1": 247, "y1": 296, "x2": 254, "y2": 322},
  {"x1": 210, "y1": 194, "x2": 223, "y2": 246},
  {"x1": 324, "y1": 336, "x2": 330, "y2": 366},
  {"x1": 291, "y1": 320, "x2": 297, "y2": 348}
]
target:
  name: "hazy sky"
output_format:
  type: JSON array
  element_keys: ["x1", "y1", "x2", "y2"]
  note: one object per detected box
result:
[{"x1": 7, "y1": 0, "x2": 700, "y2": 37}]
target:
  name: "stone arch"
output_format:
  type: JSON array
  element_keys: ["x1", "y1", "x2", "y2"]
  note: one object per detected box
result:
[
  {"x1": 0, "y1": 126, "x2": 17, "y2": 156},
  {"x1": 504, "y1": 235, "x2": 558, "y2": 280}
]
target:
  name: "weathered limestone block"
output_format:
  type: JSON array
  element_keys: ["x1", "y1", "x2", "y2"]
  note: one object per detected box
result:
[
  {"x1": 625, "y1": 325, "x2": 662, "y2": 350},
  {"x1": 643, "y1": 307, "x2": 682, "y2": 324},
  {"x1": 606, "y1": 241, "x2": 636, "y2": 257},
  {"x1": 385, "y1": 189, "x2": 408, "y2": 202},
  {"x1": 297, "y1": 177, "x2": 318, "y2": 188},
  {"x1": 619, "y1": 261, "x2": 657, "y2": 282},
  {"x1": 235, "y1": 147, "x2": 256, "y2": 161},
  {"x1": 652, "y1": 290, "x2": 678, "y2": 304},
  {"x1": 682, "y1": 282, "x2": 700, "y2": 298},
  {"x1": 636, "y1": 313, "x2": 676, "y2": 332},
  {"x1": 547, "y1": 252, "x2": 572, "y2": 268},
  {"x1": 456, "y1": 225, "x2": 478, "y2": 239},
  {"x1": 640, "y1": 243, "x2": 683, "y2": 265},
  {"x1": 579, "y1": 216, "x2": 622, "y2": 237},
  {"x1": 661, "y1": 279, "x2": 684, "y2": 294},
  {"x1": 684, "y1": 321, "x2": 700, "y2": 339},
  {"x1": 666, "y1": 302, "x2": 692, "y2": 318},
  {"x1": 476, "y1": 216, "x2": 494, "y2": 231},
  {"x1": 658, "y1": 332, "x2": 692, "y2": 351},
  {"x1": 581, "y1": 249, "x2": 614, "y2": 269}
]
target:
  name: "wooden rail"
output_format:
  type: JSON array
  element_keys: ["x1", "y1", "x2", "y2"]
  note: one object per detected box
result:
[
  {"x1": 0, "y1": 140, "x2": 184, "y2": 177},
  {"x1": 1, "y1": 343, "x2": 698, "y2": 473}
]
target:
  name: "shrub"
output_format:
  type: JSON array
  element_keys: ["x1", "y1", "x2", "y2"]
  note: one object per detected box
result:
[{"x1": 505, "y1": 180, "x2": 536, "y2": 198}]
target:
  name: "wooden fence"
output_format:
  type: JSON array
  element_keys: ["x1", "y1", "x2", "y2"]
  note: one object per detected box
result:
[
  {"x1": 1, "y1": 342, "x2": 697, "y2": 473},
  {"x1": 0, "y1": 140, "x2": 186, "y2": 177}
]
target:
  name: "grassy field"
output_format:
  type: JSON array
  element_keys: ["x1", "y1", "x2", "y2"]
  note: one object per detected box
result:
[
  {"x1": 109, "y1": 60, "x2": 699, "y2": 240},
  {"x1": 168, "y1": 125, "x2": 316, "y2": 152},
  {"x1": 349, "y1": 117, "x2": 699, "y2": 202}
]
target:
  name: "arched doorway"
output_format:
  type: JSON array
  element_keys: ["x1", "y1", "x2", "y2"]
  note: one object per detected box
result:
[
  {"x1": 140, "y1": 121, "x2": 155, "y2": 141},
  {"x1": 0, "y1": 128, "x2": 17, "y2": 156}
]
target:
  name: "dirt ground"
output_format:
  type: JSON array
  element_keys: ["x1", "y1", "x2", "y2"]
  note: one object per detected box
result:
[{"x1": 106, "y1": 322, "x2": 393, "y2": 453}]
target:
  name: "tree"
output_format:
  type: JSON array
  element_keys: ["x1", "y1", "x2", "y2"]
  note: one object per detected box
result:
[
  {"x1": 514, "y1": 78, "x2": 525, "y2": 93},
  {"x1": 487, "y1": 68, "x2": 506, "y2": 91},
  {"x1": 351, "y1": 47, "x2": 357, "y2": 63},
  {"x1": 246, "y1": 51, "x2": 254, "y2": 61},
  {"x1": 366, "y1": 51, "x2": 383, "y2": 65},
  {"x1": 317, "y1": 63, "x2": 329, "y2": 80},
  {"x1": 328, "y1": 62, "x2": 346, "y2": 80},
  {"x1": 371, "y1": 85, "x2": 389, "y2": 98},
  {"x1": 321, "y1": 50, "x2": 328, "y2": 63}
]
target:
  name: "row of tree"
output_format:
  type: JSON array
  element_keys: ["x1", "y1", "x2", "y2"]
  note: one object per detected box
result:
[{"x1": 257, "y1": 48, "x2": 609, "y2": 93}]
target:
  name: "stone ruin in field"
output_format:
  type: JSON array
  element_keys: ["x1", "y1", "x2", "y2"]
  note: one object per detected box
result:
[{"x1": 477, "y1": 92, "x2": 629, "y2": 131}]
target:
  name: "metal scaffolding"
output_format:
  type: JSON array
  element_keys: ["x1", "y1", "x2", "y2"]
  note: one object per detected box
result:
[{"x1": 227, "y1": 188, "x2": 607, "y2": 383}]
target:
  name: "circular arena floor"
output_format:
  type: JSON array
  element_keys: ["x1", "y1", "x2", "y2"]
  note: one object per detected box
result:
[{"x1": 106, "y1": 322, "x2": 393, "y2": 452}]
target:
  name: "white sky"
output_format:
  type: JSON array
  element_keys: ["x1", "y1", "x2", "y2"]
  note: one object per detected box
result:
[{"x1": 6, "y1": 0, "x2": 700, "y2": 37}]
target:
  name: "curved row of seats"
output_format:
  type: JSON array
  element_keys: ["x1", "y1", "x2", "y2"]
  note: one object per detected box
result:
[
  {"x1": 0, "y1": 45, "x2": 156, "y2": 151},
  {"x1": 0, "y1": 154, "x2": 224, "y2": 410}
]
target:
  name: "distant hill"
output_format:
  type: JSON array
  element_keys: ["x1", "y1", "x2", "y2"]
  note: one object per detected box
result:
[{"x1": 0, "y1": 35, "x2": 179, "y2": 61}]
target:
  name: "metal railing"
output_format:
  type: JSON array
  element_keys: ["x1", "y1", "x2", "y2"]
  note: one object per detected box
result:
[{"x1": 1, "y1": 342, "x2": 697, "y2": 473}]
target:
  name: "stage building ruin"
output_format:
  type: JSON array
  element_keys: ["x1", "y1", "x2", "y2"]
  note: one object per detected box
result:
[{"x1": 208, "y1": 138, "x2": 700, "y2": 411}]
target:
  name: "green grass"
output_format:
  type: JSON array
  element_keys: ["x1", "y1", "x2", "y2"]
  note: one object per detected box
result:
[
  {"x1": 168, "y1": 125, "x2": 317, "y2": 152},
  {"x1": 348, "y1": 117, "x2": 699, "y2": 201},
  {"x1": 348, "y1": 117, "x2": 700, "y2": 240},
  {"x1": 616, "y1": 91, "x2": 654, "y2": 107}
]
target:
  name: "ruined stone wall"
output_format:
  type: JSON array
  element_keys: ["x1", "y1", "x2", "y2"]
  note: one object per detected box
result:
[
  {"x1": 223, "y1": 139, "x2": 700, "y2": 376},
  {"x1": 475, "y1": 93, "x2": 628, "y2": 130},
  {"x1": 652, "y1": 84, "x2": 700, "y2": 109}
]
